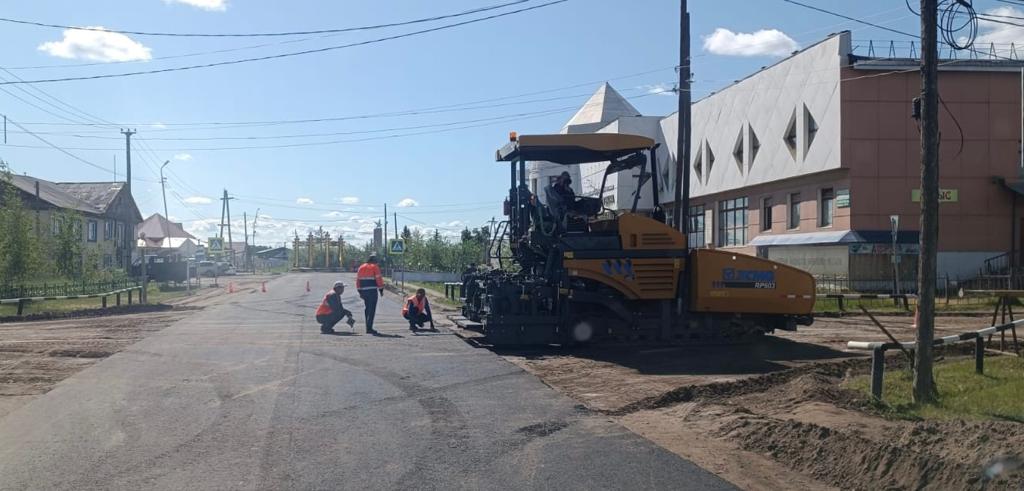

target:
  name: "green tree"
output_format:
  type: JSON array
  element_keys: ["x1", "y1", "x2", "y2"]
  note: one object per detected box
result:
[
  {"x1": 0, "y1": 162, "x2": 42, "y2": 284},
  {"x1": 52, "y1": 209, "x2": 84, "y2": 278}
]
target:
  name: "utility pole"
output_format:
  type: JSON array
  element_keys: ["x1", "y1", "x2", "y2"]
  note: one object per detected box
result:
[
  {"x1": 383, "y1": 202, "x2": 389, "y2": 259},
  {"x1": 219, "y1": 189, "x2": 235, "y2": 266},
  {"x1": 914, "y1": 0, "x2": 939, "y2": 404},
  {"x1": 673, "y1": 0, "x2": 691, "y2": 236},
  {"x1": 394, "y1": 212, "x2": 398, "y2": 240},
  {"x1": 243, "y1": 211, "x2": 249, "y2": 273},
  {"x1": 120, "y1": 129, "x2": 136, "y2": 195},
  {"x1": 159, "y1": 160, "x2": 170, "y2": 219}
]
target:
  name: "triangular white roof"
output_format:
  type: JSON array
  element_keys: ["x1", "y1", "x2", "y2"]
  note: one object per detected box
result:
[{"x1": 562, "y1": 83, "x2": 641, "y2": 131}]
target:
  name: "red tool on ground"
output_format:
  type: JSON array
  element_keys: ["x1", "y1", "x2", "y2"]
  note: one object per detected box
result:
[
  {"x1": 261, "y1": 282, "x2": 267, "y2": 293},
  {"x1": 305, "y1": 281, "x2": 311, "y2": 293}
]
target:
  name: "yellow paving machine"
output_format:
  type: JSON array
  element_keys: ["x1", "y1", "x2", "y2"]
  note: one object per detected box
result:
[{"x1": 456, "y1": 133, "x2": 815, "y2": 345}]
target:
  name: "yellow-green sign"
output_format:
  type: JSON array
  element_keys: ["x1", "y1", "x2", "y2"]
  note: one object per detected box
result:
[{"x1": 911, "y1": 189, "x2": 958, "y2": 202}]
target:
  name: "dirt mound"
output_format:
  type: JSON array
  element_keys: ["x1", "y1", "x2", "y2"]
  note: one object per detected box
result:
[{"x1": 608, "y1": 358, "x2": 865, "y2": 415}]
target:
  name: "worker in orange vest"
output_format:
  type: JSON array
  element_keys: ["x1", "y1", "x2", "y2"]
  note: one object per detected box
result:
[
  {"x1": 402, "y1": 288, "x2": 434, "y2": 332},
  {"x1": 356, "y1": 255, "x2": 385, "y2": 334},
  {"x1": 315, "y1": 281, "x2": 354, "y2": 334}
]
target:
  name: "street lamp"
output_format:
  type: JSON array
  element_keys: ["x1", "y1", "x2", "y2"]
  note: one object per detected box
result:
[{"x1": 159, "y1": 160, "x2": 170, "y2": 219}]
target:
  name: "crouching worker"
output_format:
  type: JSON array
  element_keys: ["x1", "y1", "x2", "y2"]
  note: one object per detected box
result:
[
  {"x1": 315, "y1": 281, "x2": 354, "y2": 334},
  {"x1": 402, "y1": 288, "x2": 434, "y2": 332}
]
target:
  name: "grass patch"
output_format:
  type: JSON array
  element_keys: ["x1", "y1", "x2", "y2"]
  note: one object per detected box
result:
[
  {"x1": 0, "y1": 282, "x2": 192, "y2": 317},
  {"x1": 845, "y1": 356, "x2": 1024, "y2": 421},
  {"x1": 389, "y1": 280, "x2": 461, "y2": 307}
]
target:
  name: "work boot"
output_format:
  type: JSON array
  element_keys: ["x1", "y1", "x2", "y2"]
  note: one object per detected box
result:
[{"x1": 321, "y1": 327, "x2": 335, "y2": 334}]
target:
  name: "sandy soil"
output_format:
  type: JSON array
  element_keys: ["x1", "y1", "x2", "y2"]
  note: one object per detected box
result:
[
  {"x1": 495, "y1": 315, "x2": 1024, "y2": 490},
  {"x1": 0, "y1": 274, "x2": 277, "y2": 419}
]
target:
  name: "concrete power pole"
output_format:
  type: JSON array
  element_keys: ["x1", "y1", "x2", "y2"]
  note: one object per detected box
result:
[
  {"x1": 243, "y1": 211, "x2": 249, "y2": 273},
  {"x1": 673, "y1": 0, "x2": 691, "y2": 235},
  {"x1": 219, "y1": 190, "x2": 236, "y2": 266},
  {"x1": 914, "y1": 0, "x2": 939, "y2": 404},
  {"x1": 159, "y1": 160, "x2": 170, "y2": 219},
  {"x1": 121, "y1": 129, "x2": 136, "y2": 195}
]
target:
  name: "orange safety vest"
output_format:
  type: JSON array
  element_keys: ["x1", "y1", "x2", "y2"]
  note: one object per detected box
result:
[
  {"x1": 402, "y1": 295, "x2": 428, "y2": 316},
  {"x1": 356, "y1": 263, "x2": 384, "y2": 291},
  {"x1": 315, "y1": 291, "x2": 335, "y2": 316}
]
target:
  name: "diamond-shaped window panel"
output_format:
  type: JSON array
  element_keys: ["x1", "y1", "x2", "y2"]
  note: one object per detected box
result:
[
  {"x1": 693, "y1": 144, "x2": 703, "y2": 183},
  {"x1": 732, "y1": 127, "x2": 744, "y2": 174},
  {"x1": 749, "y1": 126, "x2": 761, "y2": 171},
  {"x1": 783, "y1": 109, "x2": 798, "y2": 160},
  {"x1": 804, "y1": 104, "x2": 818, "y2": 155},
  {"x1": 705, "y1": 142, "x2": 715, "y2": 182}
]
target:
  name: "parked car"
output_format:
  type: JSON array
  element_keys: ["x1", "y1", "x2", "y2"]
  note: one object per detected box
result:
[{"x1": 197, "y1": 261, "x2": 218, "y2": 277}]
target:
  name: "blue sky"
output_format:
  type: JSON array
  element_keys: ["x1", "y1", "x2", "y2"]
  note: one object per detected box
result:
[{"x1": 1, "y1": 0, "x2": 1020, "y2": 246}]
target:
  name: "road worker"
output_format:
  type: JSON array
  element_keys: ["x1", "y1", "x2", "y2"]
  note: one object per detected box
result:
[
  {"x1": 402, "y1": 288, "x2": 434, "y2": 332},
  {"x1": 315, "y1": 281, "x2": 354, "y2": 334},
  {"x1": 356, "y1": 255, "x2": 385, "y2": 334}
]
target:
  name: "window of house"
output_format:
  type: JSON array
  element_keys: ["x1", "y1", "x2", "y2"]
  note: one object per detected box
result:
[
  {"x1": 761, "y1": 197, "x2": 773, "y2": 232},
  {"x1": 104, "y1": 220, "x2": 113, "y2": 240},
  {"x1": 789, "y1": 193, "x2": 801, "y2": 229},
  {"x1": 102, "y1": 254, "x2": 112, "y2": 268},
  {"x1": 688, "y1": 204, "x2": 705, "y2": 247},
  {"x1": 717, "y1": 198, "x2": 748, "y2": 247},
  {"x1": 116, "y1": 223, "x2": 125, "y2": 246},
  {"x1": 783, "y1": 109, "x2": 798, "y2": 160},
  {"x1": 820, "y1": 188, "x2": 834, "y2": 227},
  {"x1": 51, "y1": 215, "x2": 59, "y2": 235},
  {"x1": 87, "y1": 220, "x2": 98, "y2": 242}
]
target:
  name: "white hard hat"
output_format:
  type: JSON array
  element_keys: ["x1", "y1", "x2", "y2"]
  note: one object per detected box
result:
[{"x1": 333, "y1": 281, "x2": 345, "y2": 288}]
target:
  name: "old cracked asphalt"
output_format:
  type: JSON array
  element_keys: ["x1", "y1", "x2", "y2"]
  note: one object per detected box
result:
[{"x1": 0, "y1": 273, "x2": 733, "y2": 490}]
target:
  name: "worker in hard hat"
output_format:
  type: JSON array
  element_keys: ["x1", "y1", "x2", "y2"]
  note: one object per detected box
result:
[
  {"x1": 402, "y1": 288, "x2": 434, "y2": 332},
  {"x1": 356, "y1": 255, "x2": 385, "y2": 335},
  {"x1": 315, "y1": 281, "x2": 354, "y2": 334}
]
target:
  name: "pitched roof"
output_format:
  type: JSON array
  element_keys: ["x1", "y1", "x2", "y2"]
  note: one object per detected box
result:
[
  {"x1": 562, "y1": 83, "x2": 641, "y2": 131},
  {"x1": 9, "y1": 175, "x2": 129, "y2": 215},
  {"x1": 54, "y1": 182, "x2": 126, "y2": 213},
  {"x1": 136, "y1": 213, "x2": 197, "y2": 242}
]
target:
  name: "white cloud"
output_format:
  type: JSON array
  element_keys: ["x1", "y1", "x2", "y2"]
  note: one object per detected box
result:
[
  {"x1": 975, "y1": 7, "x2": 1024, "y2": 46},
  {"x1": 174, "y1": 153, "x2": 193, "y2": 161},
  {"x1": 151, "y1": 122, "x2": 167, "y2": 129},
  {"x1": 38, "y1": 27, "x2": 152, "y2": 62},
  {"x1": 340, "y1": 196, "x2": 360, "y2": 204},
  {"x1": 183, "y1": 196, "x2": 212, "y2": 205},
  {"x1": 703, "y1": 28, "x2": 799, "y2": 57},
  {"x1": 164, "y1": 0, "x2": 227, "y2": 11},
  {"x1": 639, "y1": 83, "x2": 675, "y2": 96},
  {"x1": 296, "y1": 198, "x2": 315, "y2": 205},
  {"x1": 397, "y1": 198, "x2": 419, "y2": 208},
  {"x1": 323, "y1": 211, "x2": 345, "y2": 218}
]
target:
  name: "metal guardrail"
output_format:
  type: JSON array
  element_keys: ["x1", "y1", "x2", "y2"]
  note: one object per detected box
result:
[
  {"x1": 443, "y1": 282, "x2": 463, "y2": 301},
  {"x1": 848, "y1": 318, "x2": 1022, "y2": 400},
  {"x1": 0, "y1": 285, "x2": 145, "y2": 316}
]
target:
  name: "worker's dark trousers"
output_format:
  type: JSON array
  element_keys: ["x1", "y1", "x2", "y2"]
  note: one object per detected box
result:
[
  {"x1": 359, "y1": 290, "x2": 378, "y2": 331},
  {"x1": 316, "y1": 313, "x2": 344, "y2": 332},
  {"x1": 403, "y1": 309, "x2": 429, "y2": 328}
]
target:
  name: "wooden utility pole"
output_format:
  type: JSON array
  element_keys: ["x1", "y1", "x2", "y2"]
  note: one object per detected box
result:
[
  {"x1": 243, "y1": 211, "x2": 249, "y2": 273},
  {"x1": 673, "y1": 0, "x2": 691, "y2": 235},
  {"x1": 915, "y1": 0, "x2": 939, "y2": 403},
  {"x1": 121, "y1": 129, "x2": 135, "y2": 195}
]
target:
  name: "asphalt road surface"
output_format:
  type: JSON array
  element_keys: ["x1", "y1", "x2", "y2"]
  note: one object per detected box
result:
[{"x1": 0, "y1": 273, "x2": 733, "y2": 490}]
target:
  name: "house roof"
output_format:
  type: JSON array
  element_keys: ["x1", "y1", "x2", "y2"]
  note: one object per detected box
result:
[
  {"x1": 562, "y1": 83, "x2": 641, "y2": 131},
  {"x1": 136, "y1": 213, "x2": 197, "y2": 242},
  {"x1": 10, "y1": 175, "x2": 132, "y2": 216}
]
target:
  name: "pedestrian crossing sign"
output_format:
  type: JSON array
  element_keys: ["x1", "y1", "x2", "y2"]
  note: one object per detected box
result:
[{"x1": 389, "y1": 239, "x2": 405, "y2": 255}]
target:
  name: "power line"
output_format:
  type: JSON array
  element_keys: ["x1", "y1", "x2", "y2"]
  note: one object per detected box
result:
[
  {"x1": 12, "y1": 65, "x2": 673, "y2": 131},
  {"x1": 780, "y1": 0, "x2": 917, "y2": 38},
  {"x1": 0, "y1": 0, "x2": 569, "y2": 86},
  {"x1": 0, "y1": 0, "x2": 530, "y2": 37}
]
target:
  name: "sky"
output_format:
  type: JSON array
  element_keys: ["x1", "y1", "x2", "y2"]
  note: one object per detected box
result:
[{"x1": 1, "y1": 0, "x2": 1022, "y2": 247}]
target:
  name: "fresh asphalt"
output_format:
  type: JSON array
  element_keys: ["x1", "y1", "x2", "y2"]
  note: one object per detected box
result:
[{"x1": 0, "y1": 273, "x2": 734, "y2": 490}]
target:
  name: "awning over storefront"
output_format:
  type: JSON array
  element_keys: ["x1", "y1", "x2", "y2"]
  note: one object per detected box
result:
[{"x1": 748, "y1": 230, "x2": 862, "y2": 246}]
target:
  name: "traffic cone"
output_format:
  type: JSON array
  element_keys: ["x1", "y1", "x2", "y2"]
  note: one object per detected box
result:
[
  {"x1": 228, "y1": 282, "x2": 235, "y2": 294},
  {"x1": 261, "y1": 281, "x2": 267, "y2": 293},
  {"x1": 305, "y1": 280, "x2": 311, "y2": 293}
]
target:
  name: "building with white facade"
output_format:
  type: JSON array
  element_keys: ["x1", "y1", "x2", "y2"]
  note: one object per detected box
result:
[{"x1": 531, "y1": 30, "x2": 1024, "y2": 283}]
